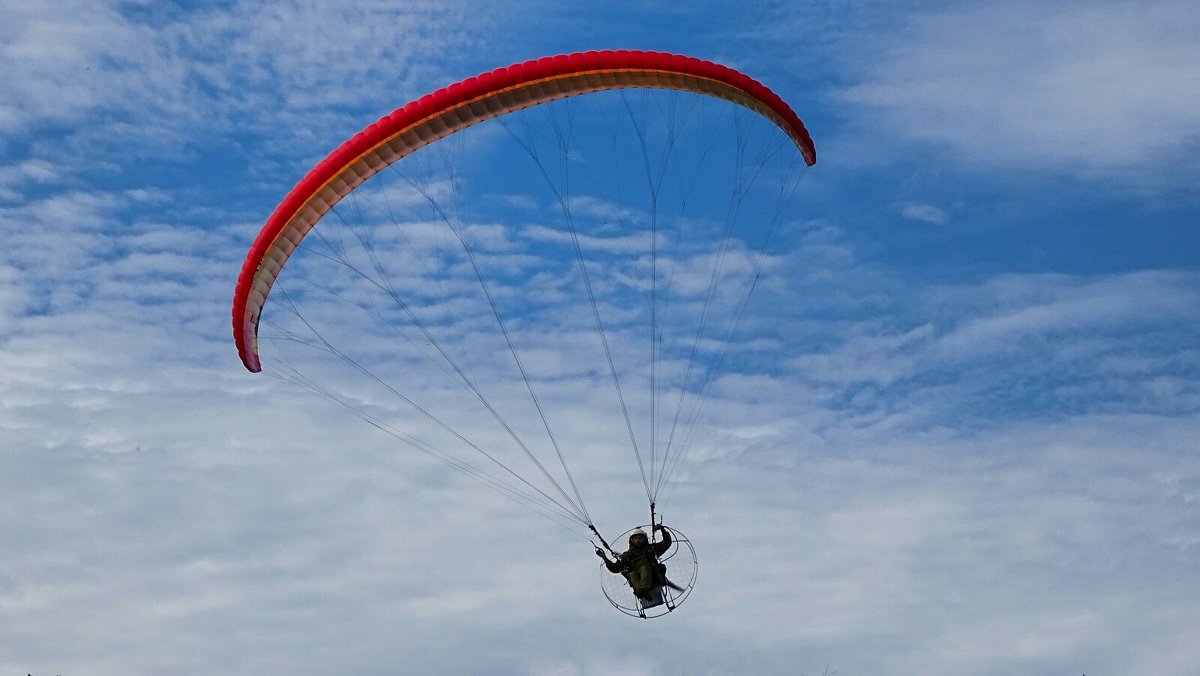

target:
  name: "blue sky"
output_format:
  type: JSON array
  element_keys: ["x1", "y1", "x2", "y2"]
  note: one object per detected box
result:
[{"x1": 2, "y1": 1, "x2": 1198, "y2": 674}]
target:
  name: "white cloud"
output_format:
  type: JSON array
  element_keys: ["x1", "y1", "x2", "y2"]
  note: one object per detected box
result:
[
  {"x1": 838, "y1": 0, "x2": 1200, "y2": 187},
  {"x1": 899, "y1": 201, "x2": 949, "y2": 224},
  {"x1": 4, "y1": 210, "x2": 1199, "y2": 676},
  {"x1": 0, "y1": 0, "x2": 495, "y2": 186}
]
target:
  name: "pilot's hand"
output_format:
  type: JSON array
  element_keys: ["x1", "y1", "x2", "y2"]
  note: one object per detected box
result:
[{"x1": 653, "y1": 523, "x2": 666, "y2": 531}]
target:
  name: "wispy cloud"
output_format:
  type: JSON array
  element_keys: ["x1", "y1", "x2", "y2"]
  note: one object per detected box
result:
[
  {"x1": 0, "y1": 0, "x2": 494, "y2": 191},
  {"x1": 836, "y1": 0, "x2": 1200, "y2": 187},
  {"x1": 899, "y1": 201, "x2": 949, "y2": 225},
  {"x1": 783, "y1": 262, "x2": 1200, "y2": 431}
]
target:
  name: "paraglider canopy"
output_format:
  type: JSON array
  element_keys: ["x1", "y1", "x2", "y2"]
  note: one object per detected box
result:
[{"x1": 232, "y1": 49, "x2": 815, "y2": 373}]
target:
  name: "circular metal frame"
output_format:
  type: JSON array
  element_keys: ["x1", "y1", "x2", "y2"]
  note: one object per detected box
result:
[{"x1": 599, "y1": 525, "x2": 697, "y2": 618}]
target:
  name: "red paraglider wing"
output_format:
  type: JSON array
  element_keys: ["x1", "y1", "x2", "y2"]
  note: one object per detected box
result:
[{"x1": 232, "y1": 49, "x2": 816, "y2": 372}]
